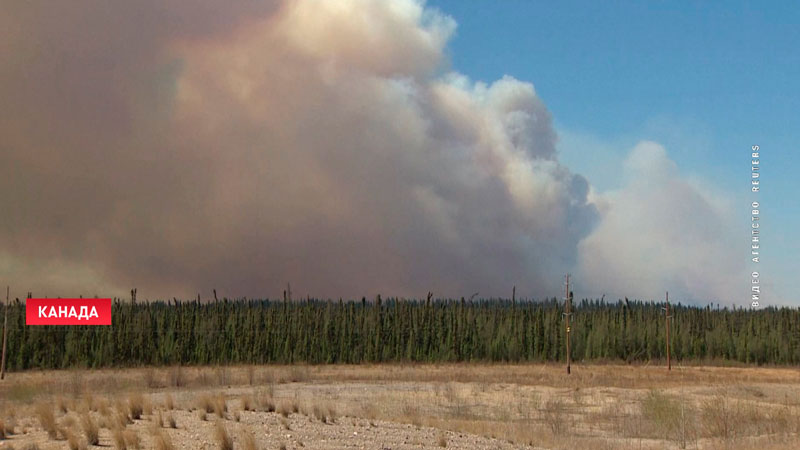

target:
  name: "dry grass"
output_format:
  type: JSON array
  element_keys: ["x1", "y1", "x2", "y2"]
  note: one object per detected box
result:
[
  {"x1": 277, "y1": 401, "x2": 293, "y2": 418},
  {"x1": 151, "y1": 429, "x2": 174, "y2": 450},
  {"x1": 112, "y1": 426, "x2": 127, "y2": 450},
  {"x1": 213, "y1": 395, "x2": 227, "y2": 418},
  {"x1": 214, "y1": 420, "x2": 233, "y2": 450},
  {"x1": 62, "y1": 426, "x2": 85, "y2": 450},
  {"x1": 167, "y1": 366, "x2": 185, "y2": 388},
  {"x1": 128, "y1": 393, "x2": 144, "y2": 420},
  {"x1": 241, "y1": 428, "x2": 258, "y2": 450},
  {"x1": 123, "y1": 429, "x2": 140, "y2": 449},
  {"x1": 166, "y1": 412, "x2": 177, "y2": 429},
  {"x1": 80, "y1": 411, "x2": 99, "y2": 445},
  {"x1": 6, "y1": 365, "x2": 800, "y2": 450},
  {"x1": 34, "y1": 402, "x2": 58, "y2": 440},
  {"x1": 241, "y1": 394, "x2": 253, "y2": 411},
  {"x1": 437, "y1": 432, "x2": 447, "y2": 447},
  {"x1": 164, "y1": 393, "x2": 174, "y2": 411}
]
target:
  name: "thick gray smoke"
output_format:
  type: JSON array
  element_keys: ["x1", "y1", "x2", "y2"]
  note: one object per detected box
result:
[{"x1": 1, "y1": 0, "x2": 739, "y2": 303}]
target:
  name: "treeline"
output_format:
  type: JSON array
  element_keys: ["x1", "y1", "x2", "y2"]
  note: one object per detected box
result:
[{"x1": 0, "y1": 296, "x2": 796, "y2": 370}]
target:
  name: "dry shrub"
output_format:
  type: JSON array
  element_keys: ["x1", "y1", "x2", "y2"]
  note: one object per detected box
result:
[
  {"x1": 234, "y1": 410, "x2": 241, "y2": 422},
  {"x1": 164, "y1": 394, "x2": 174, "y2": 411},
  {"x1": 69, "y1": 371, "x2": 84, "y2": 398},
  {"x1": 701, "y1": 394, "x2": 736, "y2": 440},
  {"x1": 241, "y1": 394, "x2": 253, "y2": 411},
  {"x1": 437, "y1": 432, "x2": 448, "y2": 447},
  {"x1": 278, "y1": 401, "x2": 292, "y2": 418},
  {"x1": 361, "y1": 402, "x2": 378, "y2": 426},
  {"x1": 80, "y1": 412, "x2": 99, "y2": 445},
  {"x1": 213, "y1": 395, "x2": 227, "y2": 418},
  {"x1": 542, "y1": 398, "x2": 567, "y2": 435},
  {"x1": 144, "y1": 369, "x2": 159, "y2": 389},
  {"x1": 214, "y1": 421, "x2": 233, "y2": 450},
  {"x1": 401, "y1": 403, "x2": 422, "y2": 428},
  {"x1": 288, "y1": 366, "x2": 309, "y2": 383},
  {"x1": 128, "y1": 393, "x2": 144, "y2": 420},
  {"x1": 154, "y1": 411, "x2": 163, "y2": 428},
  {"x1": 112, "y1": 426, "x2": 127, "y2": 450},
  {"x1": 166, "y1": 413, "x2": 177, "y2": 429},
  {"x1": 97, "y1": 398, "x2": 111, "y2": 418},
  {"x1": 312, "y1": 404, "x2": 324, "y2": 422},
  {"x1": 216, "y1": 367, "x2": 230, "y2": 386},
  {"x1": 257, "y1": 392, "x2": 275, "y2": 412},
  {"x1": 198, "y1": 394, "x2": 215, "y2": 414},
  {"x1": 62, "y1": 426, "x2": 85, "y2": 450},
  {"x1": 142, "y1": 396, "x2": 153, "y2": 416},
  {"x1": 280, "y1": 417, "x2": 290, "y2": 430},
  {"x1": 114, "y1": 399, "x2": 132, "y2": 426},
  {"x1": 311, "y1": 403, "x2": 337, "y2": 424},
  {"x1": 0, "y1": 419, "x2": 5, "y2": 440},
  {"x1": 35, "y1": 402, "x2": 59, "y2": 439},
  {"x1": 241, "y1": 428, "x2": 258, "y2": 450},
  {"x1": 152, "y1": 429, "x2": 174, "y2": 450},
  {"x1": 61, "y1": 415, "x2": 77, "y2": 429},
  {"x1": 197, "y1": 410, "x2": 208, "y2": 422},
  {"x1": 56, "y1": 396, "x2": 69, "y2": 414},
  {"x1": 168, "y1": 366, "x2": 185, "y2": 388},
  {"x1": 123, "y1": 429, "x2": 140, "y2": 449}
]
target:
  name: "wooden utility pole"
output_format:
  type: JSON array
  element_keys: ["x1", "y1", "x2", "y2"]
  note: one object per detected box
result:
[
  {"x1": 563, "y1": 275, "x2": 572, "y2": 375},
  {"x1": 662, "y1": 291, "x2": 671, "y2": 371},
  {"x1": 1, "y1": 286, "x2": 9, "y2": 380}
]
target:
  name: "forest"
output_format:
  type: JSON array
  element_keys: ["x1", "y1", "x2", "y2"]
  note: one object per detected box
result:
[{"x1": 1, "y1": 295, "x2": 796, "y2": 370}]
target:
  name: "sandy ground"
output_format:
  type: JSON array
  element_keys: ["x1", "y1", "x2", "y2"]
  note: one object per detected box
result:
[{"x1": 1, "y1": 364, "x2": 800, "y2": 449}]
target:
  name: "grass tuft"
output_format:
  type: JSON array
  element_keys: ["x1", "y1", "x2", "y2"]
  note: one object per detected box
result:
[
  {"x1": 80, "y1": 411, "x2": 100, "y2": 445},
  {"x1": 35, "y1": 402, "x2": 59, "y2": 440},
  {"x1": 214, "y1": 420, "x2": 233, "y2": 450}
]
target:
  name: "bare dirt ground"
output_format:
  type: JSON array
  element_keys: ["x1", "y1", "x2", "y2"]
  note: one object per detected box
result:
[{"x1": 2, "y1": 364, "x2": 800, "y2": 449}]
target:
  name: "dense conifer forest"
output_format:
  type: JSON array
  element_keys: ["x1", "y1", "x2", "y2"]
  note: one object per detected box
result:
[{"x1": 1, "y1": 296, "x2": 796, "y2": 370}]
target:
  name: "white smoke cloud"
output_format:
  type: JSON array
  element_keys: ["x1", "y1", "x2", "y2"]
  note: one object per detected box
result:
[
  {"x1": 1, "y1": 0, "x2": 597, "y2": 300},
  {"x1": 577, "y1": 141, "x2": 745, "y2": 304},
  {"x1": 1, "y1": 0, "x2": 741, "y2": 303}
]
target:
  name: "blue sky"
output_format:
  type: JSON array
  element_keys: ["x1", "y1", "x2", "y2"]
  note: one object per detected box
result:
[{"x1": 429, "y1": 0, "x2": 798, "y2": 305}]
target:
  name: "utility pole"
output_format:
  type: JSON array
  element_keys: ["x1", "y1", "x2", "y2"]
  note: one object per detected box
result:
[
  {"x1": 1, "y1": 286, "x2": 9, "y2": 380},
  {"x1": 563, "y1": 275, "x2": 572, "y2": 375},
  {"x1": 662, "y1": 291, "x2": 671, "y2": 371}
]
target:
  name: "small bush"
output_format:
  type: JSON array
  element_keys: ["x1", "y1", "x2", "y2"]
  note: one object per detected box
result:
[
  {"x1": 152, "y1": 429, "x2": 174, "y2": 450},
  {"x1": 35, "y1": 403, "x2": 59, "y2": 440},
  {"x1": 112, "y1": 426, "x2": 127, "y2": 450},
  {"x1": 241, "y1": 428, "x2": 258, "y2": 450},
  {"x1": 164, "y1": 394, "x2": 174, "y2": 411},
  {"x1": 63, "y1": 426, "x2": 85, "y2": 450},
  {"x1": 81, "y1": 412, "x2": 99, "y2": 445},
  {"x1": 214, "y1": 421, "x2": 233, "y2": 450},
  {"x1": 128, "y1": 394, "x2": 144, "y2": 420},
  {"x1": 241, "y1": 394, "x2": 253, "y2": 411},
  {"x1": 123, "y1": 429, "x2": 140, "y2": 449}
]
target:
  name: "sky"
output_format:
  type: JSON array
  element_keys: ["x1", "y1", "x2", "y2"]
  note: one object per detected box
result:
[
  {"x1": 430, "y1": 0, "x2": 799, "y2": 305},
  {"x1": 1, "y1": 0, "x2": 796, "y2": 305}
]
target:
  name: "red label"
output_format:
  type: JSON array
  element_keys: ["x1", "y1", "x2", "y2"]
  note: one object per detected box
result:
[{"x1": 26, "y1": 298, "x2": 112, "y2": 325}]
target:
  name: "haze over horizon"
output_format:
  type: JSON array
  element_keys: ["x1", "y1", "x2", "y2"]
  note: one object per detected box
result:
[{"x1": 2, "y1": 0, "x2": 795, "y2": 306}]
